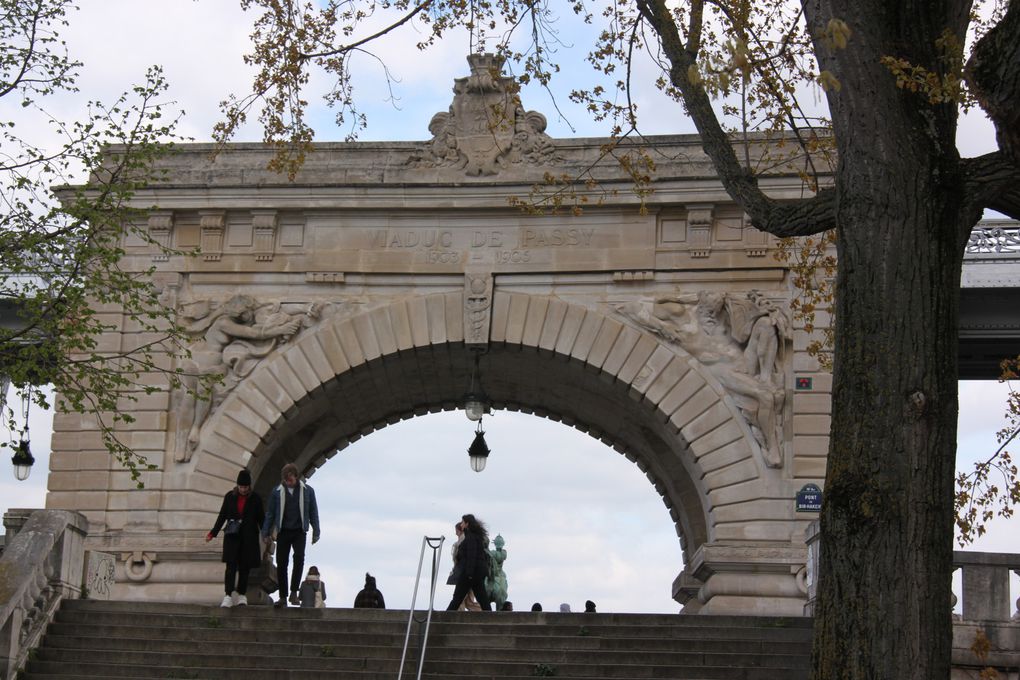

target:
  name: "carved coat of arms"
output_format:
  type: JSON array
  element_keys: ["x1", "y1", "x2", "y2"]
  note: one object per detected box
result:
[{"x1": 411, "y1": 53, "x2": 560, "y2": 176}]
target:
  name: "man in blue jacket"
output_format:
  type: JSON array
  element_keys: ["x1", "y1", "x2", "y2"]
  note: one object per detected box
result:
[{"x1": 262, "y1": 463, "x2": 320, "y2": 608}]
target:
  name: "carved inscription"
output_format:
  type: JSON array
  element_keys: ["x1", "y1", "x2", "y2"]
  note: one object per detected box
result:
[
  {"x1": 518, "y1": 228, "x2": 594, "y2": 248},
  {"x1": 370, "y1": 227, "x2": 597, "y2": 267}
]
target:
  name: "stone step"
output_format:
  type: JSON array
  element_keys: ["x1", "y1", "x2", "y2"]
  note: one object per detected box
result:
[
  {"x1": 25, "y1": 673, "x2": 802, "y2": 680},
  {"x1": 52, "y1": 609, "x2": 813, "y2": 642},
  {"x1": 27, "y1": 658, "x2": 809, "y2": 680},
  {"x1": 22, "y1": 601, "x2": 812, "y2": 680},
  {"x1": 25, "y1": 659, "x2": 809, "y2": 680},
  {"x1": 32, "y1": 648, "x2": 400, "y2": 672},
  {"x1": 58, "y1": 599, "x2": 812, "y2": 629},
  {"x1": 24, "y1": 664, "x2": 396, "y2": 680},
  {"x1": 42, "y1": 630, "x2": 810, "y2": 656},
  {"x1": 37, "y1": 636, "x2": 809, "y2": 668}
]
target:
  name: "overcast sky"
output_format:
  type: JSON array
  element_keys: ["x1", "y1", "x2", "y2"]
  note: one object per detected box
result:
[{"x1": 1, "y1": 1, "x2": 1016, "y2": 613}]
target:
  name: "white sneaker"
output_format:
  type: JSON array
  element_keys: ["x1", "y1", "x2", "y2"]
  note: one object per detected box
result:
[
  {"x1": 220, "y1": 595, "x2": 233, "y2": 608},
  {"x1": 235, "y1": 593, "x2": 247, "y2": 606}
]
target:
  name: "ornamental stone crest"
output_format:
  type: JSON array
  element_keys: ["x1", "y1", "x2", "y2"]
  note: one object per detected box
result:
[{"x1": 410, "y1": 53, "x2": 560, "y2": 176}]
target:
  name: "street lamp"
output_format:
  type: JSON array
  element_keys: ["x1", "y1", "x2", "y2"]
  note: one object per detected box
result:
[
  {"x1": 10, "y1": 389, "x2": 34, "y2": 481},
  {"x1": 462, "y1": 350, "x2": 493, "y2": 470},
  {"x1": 467, "y1": 420, "x2": 491, "y2": 472},
  {"x1": 12, "y1": 438, "x2": 34, "y2": 481},
  {"x1": 462, "y1": 350, "x2": 489, "y2": 422}
]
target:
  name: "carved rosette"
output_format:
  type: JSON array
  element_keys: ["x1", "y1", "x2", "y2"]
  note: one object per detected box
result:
[{"x1": 410, "y1": 53, "x2": 561, "y2": 176}]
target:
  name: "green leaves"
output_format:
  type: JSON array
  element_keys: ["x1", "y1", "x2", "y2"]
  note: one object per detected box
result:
[
  {"x1": 0, "y1": 2, "x2": 191, "y2": 484},
  {"x1": 955, "y1": 359, "x2": 1020, "y2": 545}
]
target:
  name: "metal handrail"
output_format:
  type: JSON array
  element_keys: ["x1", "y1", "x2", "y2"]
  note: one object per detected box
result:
[{"x1": 397, "y1": 535, "x2": 445, "y2": 680}]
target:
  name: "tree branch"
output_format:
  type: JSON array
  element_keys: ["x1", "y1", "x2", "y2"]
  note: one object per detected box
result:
[
  {"x1": 962, "y1": 151, "x2": 1020, "y2": 221},
  {"x1": 299, "y1": 0, "x2": 433, "y2": 60},
  {"x1": 966, "y1": 0, "x2": 1020, "y2": 165},
  {"x1": 0, "y1": 0, "x2": 42, "y2": 100},
  {"x1": 635, "y1": 0, "x2": 832, "y2": 237}
]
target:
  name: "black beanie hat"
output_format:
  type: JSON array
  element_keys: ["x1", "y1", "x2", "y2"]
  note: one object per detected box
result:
[{"x1": 237, "y1": 469, "x2": 252, "y2": 486}]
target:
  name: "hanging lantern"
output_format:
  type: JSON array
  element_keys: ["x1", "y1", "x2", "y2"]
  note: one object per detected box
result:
[
  {"x1": 464, "y1": 395, "x2": 487, "y2": 422},
  {"x1": 12, "y1": 439, "x2": 34, "y2": 481},
  {"x1": 468, "y1": 421, "x2": 491, "y2": 473},
  {"x1": 11, "y1": 389, "x2": 33, "y2": 481},
  {"x1": 462, "y1": 351, "x2": 489, "y2": 421}
]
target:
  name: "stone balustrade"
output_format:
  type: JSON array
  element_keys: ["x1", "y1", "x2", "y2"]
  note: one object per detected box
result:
[
  {"x1": 0, "y1": 509, "x2": 87, "y2": 680},
  {"x1": 954, "y1": 550, "x2": 1020, "y2": 622},
  {"x1": 952, "y1": 550, "x2": 1020, "y2": 675}
]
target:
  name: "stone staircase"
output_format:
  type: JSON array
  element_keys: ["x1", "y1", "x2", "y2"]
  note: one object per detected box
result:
[{"x1": 20, "y1": 600, "x2": 812, "y2": 679}]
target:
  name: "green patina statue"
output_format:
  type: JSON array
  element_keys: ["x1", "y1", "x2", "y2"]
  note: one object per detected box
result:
[{"x1": 485, "y1": 534, "x2": 509, "y2": 609}]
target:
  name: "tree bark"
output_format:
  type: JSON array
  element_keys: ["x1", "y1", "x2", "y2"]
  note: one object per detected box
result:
[{"x1": 803, "y1": 1, "x2": 975, "y2": 677}]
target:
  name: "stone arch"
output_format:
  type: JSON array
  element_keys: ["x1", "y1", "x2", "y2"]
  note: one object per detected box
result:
[{"x1": 191, "y1": 291, "x2": 779, "y2": 562}]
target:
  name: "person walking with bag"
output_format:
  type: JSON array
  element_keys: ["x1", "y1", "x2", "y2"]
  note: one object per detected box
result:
[
  {"x1": 262, "y1": 463, "x2": 320, "y2": 608},
  {"x1": 206, "y1": 469, "x2": 265, "y2": 607},
  {"x1": 445, "y1": 513, "x2": 493, "y2": 611},
  {"x1": 448, "y1": 522, "x2": 481, "y2": 611}
]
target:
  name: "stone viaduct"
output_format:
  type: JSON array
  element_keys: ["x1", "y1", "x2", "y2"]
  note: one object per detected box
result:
[{"x1": 44, "y1": 54, "x2": 979, "y2": 615}]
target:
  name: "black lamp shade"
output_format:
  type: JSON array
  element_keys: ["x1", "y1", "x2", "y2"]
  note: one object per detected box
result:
[
  {"x1": 468, "y1": 428, "x2": 491, "y2": 473},
  {"x1": 12, "y1": 439, "x2": 34, "y2": 481}
]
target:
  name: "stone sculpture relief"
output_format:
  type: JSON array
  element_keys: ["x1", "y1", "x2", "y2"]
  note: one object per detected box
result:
[
  {"x1": 615, "y1": 290, "x2": 791, "y2": 468},
  {"x1": 174, "y1": 295, "x2": 323, "y2": 462},
  {"x1": 410, "y1": 53, "x2": 560, "y2": 176}
]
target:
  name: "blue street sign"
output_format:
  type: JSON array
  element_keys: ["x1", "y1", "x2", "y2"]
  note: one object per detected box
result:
[{"x1": 796, "y1": 483, "x2": 823, "y2": 512}]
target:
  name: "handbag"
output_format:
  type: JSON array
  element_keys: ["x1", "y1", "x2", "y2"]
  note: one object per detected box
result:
[
  {"x1": 446, "y1": 562, "x2": 463, "y2": 586},
  {"x1": 224, "y1": 519, "x2": 242, "y2": 535},
  {"x1": 259, "y1": 540, "x2": 278, "y2": 594}
]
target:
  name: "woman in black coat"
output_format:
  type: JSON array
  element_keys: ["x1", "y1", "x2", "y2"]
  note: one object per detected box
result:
[
  {"x1": 446, "y1": 513, "x2": 492, "y2": 611},
  {"x1": 206, "y1": 469, "x2": 265, "y2": 607}
]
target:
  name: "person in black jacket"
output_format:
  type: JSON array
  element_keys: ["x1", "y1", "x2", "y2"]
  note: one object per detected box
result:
[
  {"x1": 206, "y1": 469, "x2": 265, "y2": 607},
  {"x1": 445, "y1": 513, "x2": 492, "y2": 611},
  {"x1": 353, "y1": 572, "x2": 385, "y2": 609}
]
